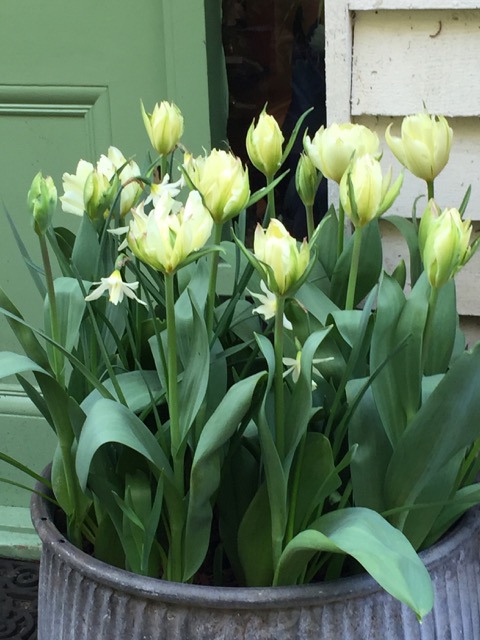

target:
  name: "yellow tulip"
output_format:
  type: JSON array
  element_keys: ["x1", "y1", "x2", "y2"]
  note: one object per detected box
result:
[
  {"x1": 295, "y1": 153, "x2": 320, "y2": 207},
  {"x1": 141, "y1": 100, "x2": 184, "y2": 156},
  {"x1": 385, "y1": 113, "x2": 453, "y2": 182},
  {"x1": 253, "y1": 219, "x2": 310, "y2": 296},
  {"x1": 339, "y1": 154, "x2": 403, "y2": 228},
  {"x1": 97, "y1": 147, "x2": 142, "y2": 217},
  {"x1": 419, "y1": 200, "x2": 472, "y2": 288},
  {"x1": 188, "y1": 149, "x2": 250, "y2": 223},
  {"x1": 304, "y1": 123, "x2": 379, "y2": 184},
  {"x1": 127, "y1": 190, "x2": 213, "y2": 274},
  {"x1": 246, "y1": 110, "x2": 284, "y2": 178}
]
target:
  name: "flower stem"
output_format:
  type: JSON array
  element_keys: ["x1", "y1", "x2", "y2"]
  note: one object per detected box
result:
[
  {"x1": 427, "y1": 180, "x2": 435, "y2": 201},
  {"x1": 38, "y1": 234, "x2": 64, "y2": 385},
  {"x1": 274, "y1": 295, "x2": 286, "y2": 460},
  {"x1": 422, "y1": 285, "x2": 439, "y2": 373},
  {"x1": 306, "y1": 204, "x2": 315, "y2": 241},
  {"x1": 265, "y1": 176, "x2": 276, "y2": 225},
  {"x1": 337, "y1": 201, "x2": 345, "y2": 258},
  {"x1": 206, "y1": 222, "x2": 223, "y2": 341},
  {"x1": 345, "y1": 226, "x2": 363, "y2": 310},
  {"x1": 165, "y1": 272, "x2": 183, "y2": 493},
  {"x1": 285, "y1": 432, "x2": 307, "y2": 544}
]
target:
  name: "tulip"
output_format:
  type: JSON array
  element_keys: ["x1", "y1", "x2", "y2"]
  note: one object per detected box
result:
[
  {"x1": 253, "y1": 219, "x2": 310, "y2": 296},
  {"x1": 83, "y1": 169, "x2": 114, "y2": 222},
  {"x1": 27, "y1": 172, "x2": 57, "y2": 235},
  {"x1": 60, "y1": 160, "x2": 94, "y2": 217},
  {"x1": 246, "y1": 110, "x2": 284, "y2": 178},
  {"x1": 141, "y1": 100, "x2": 184, "y2": 156},
  {"x1": 97, "y1": 147, "x2": 142, "y2": 217},
  {"x1": 127, "y1": 190, "x2": 213, "y2": 274},
  {"x1": 419, "y1": 200, "x2": 472, "y2": 289},
  {"x1": 295, "y1": 152, "x2": 320, "y2": 207},
  {"x1": 385, "y1": 113, "x2": 453, "y2": 182},
  {"x1": 188, "y1": 149, "x2": 250, "y2": 223},
  {"x1": 339, "y1": 154, "x2": 403, "y2": 228},
  {"x1": 304, "y1": 123, "x2": 379, "y2": 184}
]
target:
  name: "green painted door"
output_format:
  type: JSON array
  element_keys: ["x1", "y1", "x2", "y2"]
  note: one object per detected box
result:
[{"x1": 0, "y1": 0, "x2": 226, "y2": 556}]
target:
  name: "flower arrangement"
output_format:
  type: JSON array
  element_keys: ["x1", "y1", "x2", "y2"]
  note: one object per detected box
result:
[{"x1": 2, "y1": 103, "x2": 480, "y2": 623}]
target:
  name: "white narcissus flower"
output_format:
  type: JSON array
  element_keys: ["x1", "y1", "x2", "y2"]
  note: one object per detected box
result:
[
  {"x1": 85, "y1": 269, "x2": 146, "y2": 306},
  {"x1": 304, "y1": 123, "x2": 379, "y2": 184},
  {"x1": 60, "y1": 160, "x2": 94, "y2": 216},
  {"x1": 385, "y1": 113, "x2": 453, "y2": 182},
  {"x1": 144, "y1": 174, "x2": 185, "y2": 207},
  {"x1": 249, "y1": 281, "x2": 293, "y2": 330},
  {"x1": 127, "y1": 190, "x2": 213, "y2": 274},
  {"x1": 283, "y1": 350, "x2": 333, "y2": 389}
]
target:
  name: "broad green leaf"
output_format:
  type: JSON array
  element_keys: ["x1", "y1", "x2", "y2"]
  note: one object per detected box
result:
[
  {"x1": 274, "y1": 508, "x2": 433, "y2": 621},
  {"x1": 44, "y1": 277, "x2": 87, "y2": 355},
  {"x1": 0, "y1": 287, "x2": 50, "y2": 369},
  {"x1": 347, "y1": 381, "x2": 393, "y2": 513},
  {"x1": 81, "y1": 370, "x2": 163, "y2": 415},
  {"x1": 71, "y1": 215, "x2": 101, "y2": 280},
  {"x1": 237, "y1": 483, "x2": 274, "y2": 586},
  {"x1": 314, "y1": 205, "x2": 338, "y2": 280},
  {"x1": 0, "y1": 352, "x2": 48, "y2": 379},
  {"x1": 385, "y1": 343, "x2": 480, "y2": 530},
  {"x1": 183, "y1": 371, "x2": 266, "y2": 581},
  {"x1": 422, "y1": 484, "x2": 480, "y2": 548},
  {"x1": 76, "y1": 399, "x2": 174, "y2": 490},
  {"x1": 371, "y1": 274, "x2": 428, "y2": 445},
  {"x1": 295, "y1": 281, "x2": 339, "y2": 324},
  {"x1": 423, "y1": 280, "x2": 457, "y2": 374},
  {"x1": 383, "y1": 216, "x2": 422, "y2": 286}
]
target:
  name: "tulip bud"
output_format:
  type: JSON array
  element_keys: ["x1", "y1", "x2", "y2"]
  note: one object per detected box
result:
[
  {"x1": 187, "y1": 149, "x2": 250, "y2": 223},
  {"x1": 295, "y1": 153, "x2": 320, "y2": 207},
  {"x1": 385, "y1": 113, "x2": 453, "y2": 182},
  {"x1": 246, "y1": 109, "x2": 284, "y2": 178},
  {"x1": 27, "y1": 172, "x2": 57, "y2": 235},
  {"x1": 84, "y1": 169, "x2": 114, "y2": 222},
  {"x1": 253, "y1": 219, "x2": 310, "y2": 296},
  {"x1": 141, "y1": 100, "x2": 184, "y2": 156},
  {"x1": 127, "y1": 190, "x2": 213, "y2": 274},
  {"x1": 419, "y1": 200, "x2": 472, "y2": 288},
  {"x1": 97, "y1": 147, "x2": 142, "y2": 217},
  {"x1": 339, "y1": 154, "x2": 403, "y2": 228},
  {"x1": 304, "y1": 123, "x2": 379, "y2": 184}
]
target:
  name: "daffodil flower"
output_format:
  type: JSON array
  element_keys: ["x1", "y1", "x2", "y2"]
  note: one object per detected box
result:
[
  {"x1": 144, "y1": 174, "x2": 185, "y2": 207},
  {"x1": 283, "y1": 350, "x2": 333, "y2": 388},
  {"x1": 85, "y1": 269, "x2": 146, "y2": 306},
  {"x1": 249, "y1": 281, "x2": 293, "y2": 330}
]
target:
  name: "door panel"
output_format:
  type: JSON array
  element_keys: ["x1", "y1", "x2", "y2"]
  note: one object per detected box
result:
[{"x1": 0, "y1": 0, "x2": 220, "y2": 551}]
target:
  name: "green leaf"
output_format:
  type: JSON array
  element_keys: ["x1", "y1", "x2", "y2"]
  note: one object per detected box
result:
[
  {"x1": 71, "y1": 215, "x2": 101, "y2": 280},
  {"x1": 274, "y1": 508, "x2": 434, "y2": 621},
  {"x1": 423, "y1": 280, "x2": 457, "y2": 374},
  {"x1": 81, "y1": 370, "x2": 163, "y2": 415},
  {"x1": 384, "y1": 215, "x2": 422, "y2": 286},
  {"x1": 183, "y1": 371, "x2": 266, "y2": 581},
  {"x1": 385, "y1": 343, "x2": 480, "y2": 531},
  {"x1": 0, "y1": 352, "x2": 47, "y2": 379},
  {"x1": 314, "y1": 205, "x2": 338, "y2": 280},
  {"x1": 76, "y1": 399, "x2": 174, "y2": 490},
  {"x1": 295, "y1": 281, "x2": 339, "y2": 325},
  {"x1": 44, "y1": 277, "x2": 88, "y2": 356},
  {"x1": 370, "y1": 274, "x2": 428, "y2": 445}
]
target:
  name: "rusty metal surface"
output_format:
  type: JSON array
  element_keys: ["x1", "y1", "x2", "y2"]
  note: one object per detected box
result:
[{"x1": 0, "y1": 558, "x2": 38, "y2": 640}]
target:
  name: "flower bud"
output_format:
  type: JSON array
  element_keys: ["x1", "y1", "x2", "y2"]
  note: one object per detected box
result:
[
  {"x1": 84, "y1": 169, "x2": 114, "y2": 222},
  {"x1": 304, "y1": 123, "x2": 379, "y2": 184},
  {"x1": 187, "y1": 149, "x2": 250, "y2": 223},
  {"x1": 97, "y1": 146, "x2": 142, "y2": 217},
  {"x1": 339, "y1": 154, "x2": 403, "y2": 228},
  {"x1": 253, "y1": 219, "x2": 310, "y2": 296},
  {"x1": 385, "y1": 113, "x2": 453, "y2": 182},
  {"x1": 141, "y1": 100, "x2": 184, "y2": 156},
  {"x1": 27, "y1": 172, "x2": 57, "y2": 235},
  {"x1": 246, "y1": 110, "x2": 284, "y2": 178},
  {"x1": 295, "y1": 153, "x2": 320, "y2": 207},
  {"x1": 127, "y1": 190, "x2": 213, "y2": 274},
  {"x1": 419, "y1": 200, "x2": 472, "y2": 288}
]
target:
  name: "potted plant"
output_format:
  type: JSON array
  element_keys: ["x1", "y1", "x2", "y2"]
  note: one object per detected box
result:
[{"x1": 2, "y1": 102, "x2": 480, "y2": 639}]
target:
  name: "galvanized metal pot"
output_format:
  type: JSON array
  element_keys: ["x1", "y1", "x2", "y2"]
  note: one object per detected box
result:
[{"x1": 31, "y1": 481, "x2": 480, "y2": 640}]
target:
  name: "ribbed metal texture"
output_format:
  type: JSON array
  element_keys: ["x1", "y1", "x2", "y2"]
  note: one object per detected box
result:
[{"x1": 32, "y1": 487, "x2": 480, "y2": 640}]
